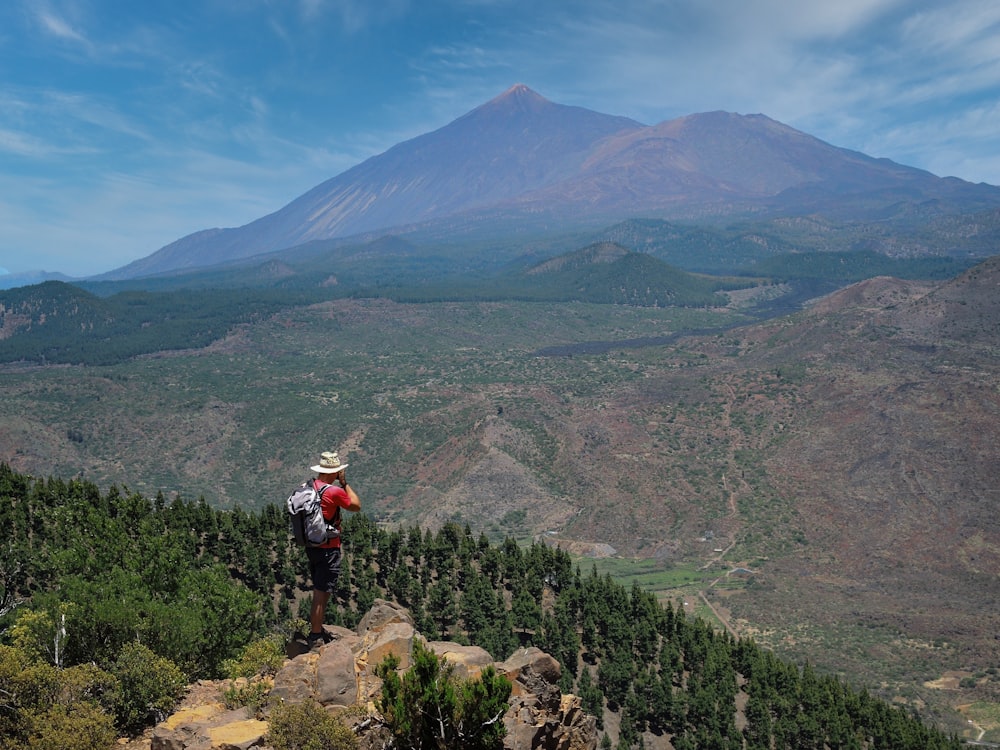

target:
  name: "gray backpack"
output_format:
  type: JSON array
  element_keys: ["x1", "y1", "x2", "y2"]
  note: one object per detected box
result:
[{"x1": 287, "y1": 479, "x2": 340, "y2": 547}]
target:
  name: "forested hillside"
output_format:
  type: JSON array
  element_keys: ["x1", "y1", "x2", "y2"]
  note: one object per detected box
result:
[
  {"x1": 0, "y1": 465, "x2": 960, "y2": 749},
  {"x1": 0, "y1": 282, "x2": 302, "y2": 366},
  {"x1": 382, "y1": 242, "x2": 739, "y2": 306}
]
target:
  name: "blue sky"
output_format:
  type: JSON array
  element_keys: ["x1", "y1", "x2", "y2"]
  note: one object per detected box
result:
[{"x1": 2, "y1": 0, "x2": 999, "y2": 278}]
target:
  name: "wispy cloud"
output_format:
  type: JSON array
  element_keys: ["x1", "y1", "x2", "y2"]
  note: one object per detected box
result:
[
  {"x1": 34, "y1": 6, "x2": 89, "y2": 46},
  {"x1": 0, "y1": 128, "x2": 60, "y2": 158},
  {"x1": 0, "y1": 115, "x2": 377, "y2": 276},
  {"x1": 0, "y1": 86, "x2": 151, "y2": 165},
  {"x1": 870, "y1": 98, "x2": 1000, "y2": 181},
  {"x1": 900, "y1": 0, "x2": 1000, "y2": 58},
  {"x1": 300, "y1": 0, "x2": 410, "y2": 33},
  {"x1": 47, "y1": 91, "x2": 152, "y2": 141}
]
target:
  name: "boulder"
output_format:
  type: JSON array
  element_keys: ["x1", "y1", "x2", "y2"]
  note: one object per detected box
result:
[
  {"x1": 315, "y1": 639, "x2": 358, "y2": 706},
  {"x1": 353, "y1": 619, "x2": 419, "y2": 709},
  {"x1": 356, "y1": 598, "x2": 414, "y2": 636},
  {"x1": 268, "y1": 651, "x2": 318, "y2": 705},
  {"x1": 151, "y1": 706, "x2": 266, "y2": 750},
  {"x1": 428, "y1": 641, "x2": 495, "y2": 680},
  {"x1": 272, "y1": 626, "x2": 362, "y2": 707},
  {"x1": 500, "y1": 647, "x2": 562, "y2": 691},
  {"x1": 203, "y1": 719, "x2": 269, "y2": 750},
  {"x1": 362, "y1": 620, "x2": 418, "y2": 671},
  {"x1": 502, "y1": 691, "x2": 597, "y2": 750}
]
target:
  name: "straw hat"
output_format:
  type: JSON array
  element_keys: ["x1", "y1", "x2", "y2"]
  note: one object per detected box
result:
[{"x1": 310, "y1": 451, "x2": 349, "y2": 474}]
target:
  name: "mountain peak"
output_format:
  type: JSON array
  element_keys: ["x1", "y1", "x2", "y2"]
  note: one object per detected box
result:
[
  {"x1": 494, "y1": 83, "x2": 546, "y2": 102},
  {"x1": 475, "y1": 83, "x2": 552, "y2": 115}
]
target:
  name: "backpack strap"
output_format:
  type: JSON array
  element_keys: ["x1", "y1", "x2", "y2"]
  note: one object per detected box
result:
[{"x1": 311, "y1": 480, "x2": 340, "y2": 528}]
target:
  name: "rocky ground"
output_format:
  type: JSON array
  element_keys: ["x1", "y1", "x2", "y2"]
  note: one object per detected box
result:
[{"x1": 124, "y1": 599, "x2": 597, "y2": 750}]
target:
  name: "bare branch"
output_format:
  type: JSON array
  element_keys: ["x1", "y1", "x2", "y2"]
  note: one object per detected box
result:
[
  {"x1": 482, "y1": 706, "x2": 507, "y2": 726},
  {"x1": 0, "y1": 560, "x2": 24, "y2": 621}
]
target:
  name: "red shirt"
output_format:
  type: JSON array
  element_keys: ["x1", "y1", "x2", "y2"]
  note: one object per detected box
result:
[{"x1": 316, "y1": 481, "x2": 351, "y2": 548}]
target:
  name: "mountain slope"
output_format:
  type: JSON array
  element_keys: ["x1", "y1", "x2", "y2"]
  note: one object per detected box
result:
[
  {"x1": 104, "y1": 85, "x2": 642, "y2": 279},
  {"x1": 101, "y1": 86, "x2": 1000, "y2": 281},
  {"x1": 536, "y1": 110, "x2": 979, "y2": 216},
  {"x1": 880, "y1": 253, "x2": 1000, "y2": 344},
  {"x1": 0, "y1": 281, "x2": 111, "y2": 340},
  {"x1": 348, "y1": 241, "x2": 734, "y2": 307},
  {"x1": 697, "y1": 257, "x2": 1000, "y2": 718}
]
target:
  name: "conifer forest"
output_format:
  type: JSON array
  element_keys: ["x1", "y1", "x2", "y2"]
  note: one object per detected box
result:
[{"x1": 0, "y1": 465, "x2": 962, "y2": 749}]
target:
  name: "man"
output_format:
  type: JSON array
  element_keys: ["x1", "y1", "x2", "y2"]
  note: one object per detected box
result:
[{"x1": 305, "y1": 450, "x2": 361, "y2": 648}]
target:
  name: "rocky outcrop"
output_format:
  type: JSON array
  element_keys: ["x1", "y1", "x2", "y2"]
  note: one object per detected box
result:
[
  {"x1": 147, "y1": 599, "x2": 597, "y2": 750},
  {"x1": 500, "y1": 648, "x2": 595, "y2": 750},
  {"x1": 150, "y1": 697, "x2": 268, "y2": 750}
]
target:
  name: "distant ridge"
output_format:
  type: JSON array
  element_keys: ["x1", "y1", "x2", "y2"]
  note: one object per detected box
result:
[
  {"x1": 100, "y1": 85, "x2": 1000, "y2": 281},
  {"x1": 0, "y1": 270, "x2": 77, "y2": 290}
]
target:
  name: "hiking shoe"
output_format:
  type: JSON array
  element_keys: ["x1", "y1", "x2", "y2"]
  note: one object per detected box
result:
[{"x1": 306, "y1": 631, "x2": 332, "y2": 650}]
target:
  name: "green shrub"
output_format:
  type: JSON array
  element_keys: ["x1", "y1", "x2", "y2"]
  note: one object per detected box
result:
[
  {"x1": 109, "y1": 642, "x2": 186, "y2": 736},
  {"x1": 0, "y1": 650, "x2": 61, "y2": 713},
  {"x1": 0, "y1": 646, "x2": 118, "y2": 750},
  {"x1": 25, "y1": 702, "x2": 116, "y2": 750},
  {"x1": 0, "y1": 646, "x2": 54, "y2": 747},
  {"x1": 7, "y1": 609, "x2": 60, "y2": 665},
  {"x1": 266, "y1": 698, "x2": 358, "y2": 750},
  {"x1": 222, "y1": 679, "x2": 271, "y2": 717},
  {"x1": 58, "y1": 662, "x2": 118, "y2": 713},
  {"x1": 375, "y1": 640, "x2": 511, "y2": 750},
  {"x1": 219, "y1": 635, "x2": 285, "y2": 716},
  {"x1": 222, "y1": 635, "x2": 286, "y2": 679}
]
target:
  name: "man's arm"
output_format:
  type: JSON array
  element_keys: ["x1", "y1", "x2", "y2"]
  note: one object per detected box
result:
[{"x1": 338, "y1": 471, "x2": 361, "y2": 512}]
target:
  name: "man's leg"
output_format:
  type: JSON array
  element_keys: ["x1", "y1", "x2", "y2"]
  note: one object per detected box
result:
[
  {"x1": 306, "y1": 546, "x2": 340, "y2": 643},
  {"x1": 310, "y1": 589, "x2": 331, "y2": 635}
]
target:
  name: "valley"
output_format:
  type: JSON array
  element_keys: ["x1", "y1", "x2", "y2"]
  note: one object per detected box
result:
[{"x1": 2, "y1": 257, "x2": 998, "y2": 739}]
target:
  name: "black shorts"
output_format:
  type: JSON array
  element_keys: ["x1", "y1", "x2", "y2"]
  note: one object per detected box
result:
[{"x1": 306, "y1": 546, "x2": 342, "y2": 594}]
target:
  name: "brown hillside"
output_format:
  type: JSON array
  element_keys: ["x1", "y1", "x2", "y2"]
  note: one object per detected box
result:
[
  {"x1": 719, "y1": 259, "x2": 1000, "y2": 724},
  {"x1": 880, "y1": 253, "x2": 1000, "y2": 344}
]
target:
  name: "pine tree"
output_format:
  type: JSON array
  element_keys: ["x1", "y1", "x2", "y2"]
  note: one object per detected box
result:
[{"x1": 428, "y1": 577, "x2": 458, "y2": 638}]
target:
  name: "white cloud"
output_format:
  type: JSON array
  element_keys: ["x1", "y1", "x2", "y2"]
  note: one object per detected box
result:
[
  {"x1": 867, "y1": 98, "x2": 1000, "y2": 180},
  {"x1": 0, "y1": 86, "x2": 154, "y2": 170},
  {"x1": 35, "y1": 7, "x2": 89, "y2": 45},
  {"x1": 900, "y1": 0, "x2": 1000, "y2": 56},
  {"x1": 0, "y1": 128, "x2": 57, "y2": 158},
  {"x1": 301, "y1": 0, "x2": 410, "y2": 33},
  {"x1": 47, "y1": 91, "x2": 152, "y2": 142}
]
